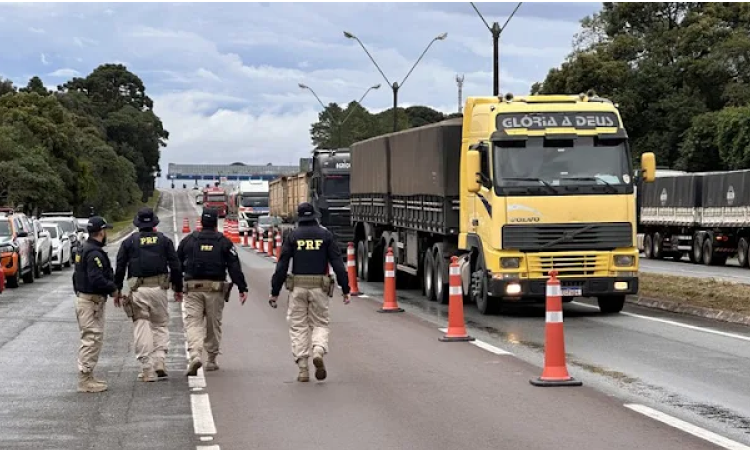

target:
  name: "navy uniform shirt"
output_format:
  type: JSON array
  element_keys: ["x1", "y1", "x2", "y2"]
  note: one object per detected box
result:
[
  {"x1": 177, "y1": 230, "x2": 248, "y2": 293},
  {"x1": 270, "y1": 222, "x2": 350, "y2": 297},
  {"x1": 73, "y1": 238, "x2": 117, "y2": 296}
]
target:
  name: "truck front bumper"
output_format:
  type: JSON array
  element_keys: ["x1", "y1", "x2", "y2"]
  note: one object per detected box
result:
[{"x1": 488, "y1": 276, "x2": 638, "y2": 301}]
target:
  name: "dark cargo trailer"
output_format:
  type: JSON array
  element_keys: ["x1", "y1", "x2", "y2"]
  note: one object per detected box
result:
[
  {"x1": 638, "y1": 169, "x2": 750, "y2": 267},
  {"x1": 351, "y1": 119, "x2": 463, "y2": 303}
]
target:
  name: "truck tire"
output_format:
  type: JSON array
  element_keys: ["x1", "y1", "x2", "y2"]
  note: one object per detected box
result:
[
  {"x1": 434, "y1": 251, "x2": 448, "y2": 305},
  {"x1": 739, "y1": 238, "x2": 750, "y2": 268},
  {"x1": 643, "y1": 234, "x2": 654, "y2": 259},
  {"x1": 597, "y1": 295, "x2": 625, "y2": 314},
  {"x1": 471, "y1": 262, "x2": 499, "y2": 315},
  {"x1": 356, "y1": 241, "x2": 367, "y2": 280},
  {"x1": 702, "y1": 239, "x2": 727, "y2": 266},
  {"x1": 423, "y1": 251, "x2": 436, "y2": 301},
  {"x1": 652, "y1": 232, "x2": 664, "y2": 259}
]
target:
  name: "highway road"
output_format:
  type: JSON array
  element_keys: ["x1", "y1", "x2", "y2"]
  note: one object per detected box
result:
[
  {"x1": 0, "y1": 188, "x2": 748, "y2": 450},
  {"x1": 639, "y1": 253, "x2": 750, "y2": 284}
]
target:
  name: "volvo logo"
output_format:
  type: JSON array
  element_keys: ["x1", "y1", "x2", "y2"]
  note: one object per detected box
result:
[{"x1": 510, "y1": 217, "x2": 540, "y2": 223}]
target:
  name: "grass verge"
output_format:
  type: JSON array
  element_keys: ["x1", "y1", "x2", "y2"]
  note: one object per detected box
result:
[
  {"x1": 110, "y1": 190, "x2": 161, "y2": 235},
  {"x1": 639, "y1": 272, "x2": 750, "y2": 316}
]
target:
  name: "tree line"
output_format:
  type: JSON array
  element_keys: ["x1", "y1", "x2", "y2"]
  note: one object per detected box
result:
[
  {"x1": 0, "y1": 64, "x2": 167, "y2": 220},
  {"x1": 533, "y1": 2, "x2": 750, "y2": 172},
  {"x1": 309, "y1": 102, "x2": 462, "y2": 149},
  {"x1": 310, "y1": 3, "x2": 750, "y2": 173}
]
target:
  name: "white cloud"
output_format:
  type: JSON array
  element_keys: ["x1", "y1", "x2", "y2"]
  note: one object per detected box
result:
[
  {"x1": 0, "y1": 2, "x2": 593, "y2": 173},
  {"x1": 48, "y1": 68, "x2": 80, "y2": 77},
  {"x1": 40, "y1": 53, "x2": 49, "y2": 65},
  {"x1": 28, "y1": 27, "x2": 45, "y2": 34}
]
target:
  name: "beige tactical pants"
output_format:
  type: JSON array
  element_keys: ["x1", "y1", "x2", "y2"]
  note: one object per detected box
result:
[
  {"x1": 184, "y1": 291, "x2": 225, "y2": 361},
  {"x1": 75, "y1": 295, "x2": 106, "y2": 373},
  {"x1": 287, "y1": 287, "x2": 330, "y2": 361},
  {"x1": 131, "y1": 286, "x2": 169, "y2": 371}
]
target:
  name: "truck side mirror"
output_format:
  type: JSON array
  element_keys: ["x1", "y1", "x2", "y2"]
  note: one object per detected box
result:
[
  {"x1": 640, "y1": 152, "x2": 656, "y2": 183},
  {"x1": 466, "y1": 150, "x2": 482, "y2": 193}
]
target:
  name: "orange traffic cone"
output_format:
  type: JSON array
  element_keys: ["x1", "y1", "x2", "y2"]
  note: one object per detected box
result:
[
  {"x1": 530, "y1": 270, "x2": 582, "y2": 387},
  {"x1": 439, "y1": 256, "x2": 474, "y2": 342},
  {"x1": 275, "y1": 231, "x2": 282, "y2": 260},
  {"x1": 347, "y1": 242, "x2": 362, "y2": 296},
  {"x1": 231, "y1": 221, "x2": 240, "y2": 244},
  {"x1": 378, "y1": 247, "x2": 403, "y2": 313},
  {"x1": 255, "y1": 228, "x2": 261, "y2": 252},
  {"x1": 243, "y1": 228, "x2": 250, "y2": 247},
  {"x1": 195, "y1": 218, "x2": 202, "y2": 232},
  {"x1": 182, "y1": 218, "x2": 190, "y2": 233},
  {"x1": 257, "y1": 228, "x2": 264, "y2": 252},
  {"x1": 267, "y1": 229, "x2": 274, "y2": 257}
]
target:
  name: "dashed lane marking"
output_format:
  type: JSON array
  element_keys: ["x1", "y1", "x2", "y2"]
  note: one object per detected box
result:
[
  {"x1": 172, "y1": 190, "x2": 221, "y2": 450},
  {"x1": 438, "y1": 328, "x2": 513, "y2": 355},
  {"x1": 624, "y1": 404, "x2": 750, "y2": 450},
  {"x1": 572, "y1": 301, "x2": 750, "y2": 342}
]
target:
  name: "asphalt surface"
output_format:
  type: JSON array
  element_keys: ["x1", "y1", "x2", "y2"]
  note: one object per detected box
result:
[
  {"x1": 0, "y1": 192, "x2": 195, "y2": 449},
  {"x1": 1, "y1": 187, "x2": 747, "y2": 450},
  {"x1": 639, "y1": 253, "x2": 750, "y2": 284},
  {"x1": 171, "y1": 189, "x2": 741, "y2": 450}
]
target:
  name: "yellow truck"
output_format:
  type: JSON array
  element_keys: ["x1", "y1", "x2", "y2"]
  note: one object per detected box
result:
[{"x1": 350, "y1": 92, "x2": 656, "y2": 314}]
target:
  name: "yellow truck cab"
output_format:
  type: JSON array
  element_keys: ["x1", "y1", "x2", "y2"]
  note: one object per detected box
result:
[{"x1": 461, "y1": 92, "x2": 656, "y2": 313}]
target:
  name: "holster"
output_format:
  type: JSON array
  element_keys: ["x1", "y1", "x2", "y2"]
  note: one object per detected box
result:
[
  {"x1": 122, "y1": 293, "x2": 134, "y2": 319},
  {"x1": 185, "y1": 280, "x2": 226, "y2": 293},
  {"x1": 223, "y1": 282, "x2": 234, "y2": 302}
]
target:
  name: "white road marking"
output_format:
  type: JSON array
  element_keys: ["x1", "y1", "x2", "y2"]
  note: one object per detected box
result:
[
  {"x1": 572, "y1": 301, "x2": 750, "y2": 342},
  {"x1": 438, "y1": 328, "x2": 513, "y2": 355},
  {"x1": 173, "y1": 190, "x2": 221, "y2": 449},
  {"x1": 624, "y1": 404, "x2": 750, "y2": 450}
]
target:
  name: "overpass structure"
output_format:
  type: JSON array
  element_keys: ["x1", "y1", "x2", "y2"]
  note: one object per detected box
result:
[{"x1": 166, "y1": 162, "x2": 300, "y2": 182}]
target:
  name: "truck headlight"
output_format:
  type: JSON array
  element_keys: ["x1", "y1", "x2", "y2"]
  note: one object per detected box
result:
[
  {"x1": 501, "y1": 257, "x2": 520, "y2": 269},
  {"x1": 614, "y1": 255, "x2": 634, "y2": 267}
]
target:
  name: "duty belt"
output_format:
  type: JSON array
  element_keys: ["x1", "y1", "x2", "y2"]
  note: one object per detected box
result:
[
  {"x1": 185, "y1": 280, "x2": 226, "y2": 292},
  {"x1": 285, "y1": 275, "x2": 333, "y2": 294},
  {"x1": 78, "y1": 293, "x2": 106, "y2": 302},
  {"x1": 128, "y1": 274, "x2": 169, "y2": 291}
]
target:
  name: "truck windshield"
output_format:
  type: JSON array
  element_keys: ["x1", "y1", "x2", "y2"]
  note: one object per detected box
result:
[
  {"x1": 206, "y1": 194, "x2": 226, "y2": 202},
  {"x1": 493, "y1": 136, "x2": 631, "y2": 195},
  {"x1": 241, "y1": 196, "x2": 269, "y2": 207},
  {"x1": 323, "y1": 176, "x2": 349, "y2": 195}
]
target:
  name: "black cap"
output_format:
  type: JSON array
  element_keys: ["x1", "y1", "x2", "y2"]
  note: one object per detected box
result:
[
  {"x1": 201, "y1": 208, "x2": 219, "y2": 228},
  {"x1": 87, "y1": 216, "x2": 113, "y2": 233},
  {"x1": 133, "y1": 207, "x2": 160, "y2": 229},
  {"x1": 297, "y1": 202, "x2": 317, "y2": 223}
]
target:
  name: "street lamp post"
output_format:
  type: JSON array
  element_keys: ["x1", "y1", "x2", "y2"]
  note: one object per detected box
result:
[
  {"x1": 299, "y1": 83, "x2": 381, "y2": 147},
  {"x1": 344, "y1": 31, "x2": 447, "y2": 132},
  {"x1": 470, "y1": 2, "x2": 522, "y2": 96}
]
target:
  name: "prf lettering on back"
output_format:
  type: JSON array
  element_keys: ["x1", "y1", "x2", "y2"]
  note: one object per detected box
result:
[
  {"x1": 296, "y1": 239, "x2": 323, "y2": 251},
  {"x1": 200, "y1": 245, "x2": 214, "y2": 251},
  {"x1": 140, "y1": 236, "x2": 158, "y2": 245}
]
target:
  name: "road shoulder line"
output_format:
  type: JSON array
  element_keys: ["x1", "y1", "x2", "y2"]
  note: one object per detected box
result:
[{"x1": 624, "y1": 404, "x2": 750, "y2": 450}]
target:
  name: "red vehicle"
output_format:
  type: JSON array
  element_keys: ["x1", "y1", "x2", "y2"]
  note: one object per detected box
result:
[{"x1": 203, "y1": 187, "x2": 228, "y2": 217}]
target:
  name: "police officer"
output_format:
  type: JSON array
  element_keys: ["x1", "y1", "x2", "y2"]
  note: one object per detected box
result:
[
  {"x1": 114, "y1": 207, "x2": 183, "y2": 382},
  {"x1": 270, "y1": 202, "x2": 350, "y2": 383},
  {"x1": 72, "y1": 216, "x2": 118, "y2": 393},
  {"x1": 178, "y1": 207, "x2": 248, "y2": 376}
]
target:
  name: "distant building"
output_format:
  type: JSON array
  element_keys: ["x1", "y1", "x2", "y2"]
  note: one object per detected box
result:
[{"x1": 167, "y1": 162, "x2": 300, "y2": 181}]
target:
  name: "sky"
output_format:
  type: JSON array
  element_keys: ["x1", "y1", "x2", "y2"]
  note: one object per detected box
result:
[{"x1": 0, "y1": 1, "x2": 601, "y2": 179}]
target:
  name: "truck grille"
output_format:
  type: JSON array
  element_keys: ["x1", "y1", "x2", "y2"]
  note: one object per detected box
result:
[
  {"x1": 526, "y1": 253, "x2": 609, "y2": 277},
  {"x1": 502, "y1": 223, "x2": 632, "y2": 252}
]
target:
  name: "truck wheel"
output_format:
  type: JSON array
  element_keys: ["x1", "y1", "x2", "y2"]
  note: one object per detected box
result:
[
  {"x1": 597, "y1": 295, "x2": 625, "y2": 314},
  {"x1": 356, "y1": 241, "x2": 367, "y2": 280},
  {"x1": 652, "y1": 232, "x2": 664, "y2": 259},
  {"x1": 434, "y1": 252, "x2": 448, "y2": 305},
  {"x1": 471, "y1": 264, "x2": 498, "y2": 315},
  {"x1": 702, "y1": 239, "x2": 726, "y2": 266},
  {"x1": 643, "y1": 234, "x2": 654, "y2": 259},
  {"x1": 690, "y1": 234, "x2": 703, "y2": 264},
  {"x1": 6, "y1": 273, "x2": 19, "y2": 288},
  {"x1": 739, "y1": 238, "x2": 750, "y2": 268},
  {"x1": 423, "y1": 251, "x2": 436, "y2": 301}
]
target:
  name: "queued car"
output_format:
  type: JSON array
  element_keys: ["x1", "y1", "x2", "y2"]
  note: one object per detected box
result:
[
  {"x1": 255, "y1": 215, "x2": 282, "y2": 239},
  {"x1": 0, "y1": 208, "x2": 36, "y2": 288},
  {"x1": 40, "y1": 212, "x2": 82, "y2": 258},
  {"x1": 32, "y1": 219, "x2": 53, "y2": 278},
  {"x1": 41, "y1": 222, "x2": 72, "y2": 270}
]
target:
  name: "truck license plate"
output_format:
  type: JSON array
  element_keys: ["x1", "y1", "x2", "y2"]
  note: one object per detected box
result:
[{"x1": 561, "y1": 287, "x2": 582, "y2": 297}]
